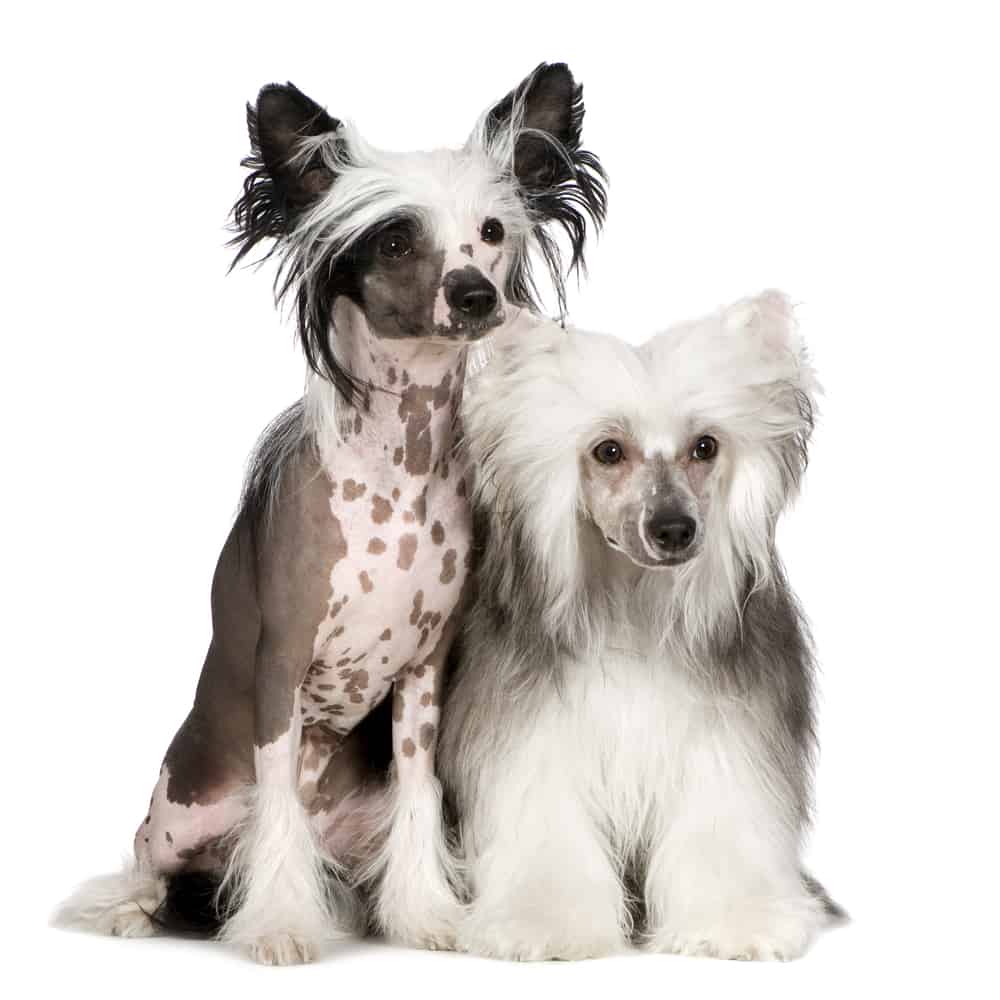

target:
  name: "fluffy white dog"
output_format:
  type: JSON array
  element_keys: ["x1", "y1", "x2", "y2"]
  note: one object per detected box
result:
[{"x1": 439, "y1": 291, "x2": 843, "y2": 961}]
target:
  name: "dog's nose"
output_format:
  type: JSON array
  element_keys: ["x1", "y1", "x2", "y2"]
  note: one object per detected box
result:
[
  {"x1": 444, "y1": 269, "x2": 498, "y2": 318},
  {"x1": 648, "y1": 513, "x2": 697, "y2": 553}
]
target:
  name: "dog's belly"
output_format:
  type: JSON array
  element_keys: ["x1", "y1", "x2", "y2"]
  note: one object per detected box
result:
[{"x1": 300, "y1": 469, "x2": 470, "y2": 734}]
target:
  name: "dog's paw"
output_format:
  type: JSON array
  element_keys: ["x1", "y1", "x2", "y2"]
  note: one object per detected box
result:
[
  {"x1": 458, "y1": 915, "x2": 625, "y2": 962},
  {"x1": 106, "y1": 901, "x2": 158, "y2": 939},
  {"x1": 248, "y1": 933, "x2": 317, "y2": 966},
  {"x1": 385, "y1": 899, "x2": 464, "y2": 952},
  {"x1": 650, "y1": 895, "x2": 824, "y2": 962}
]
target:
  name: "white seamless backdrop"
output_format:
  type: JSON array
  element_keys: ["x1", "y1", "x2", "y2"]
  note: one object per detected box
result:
[{"x1": 3, "y1": 2, "x2": 997, "y2": 998}]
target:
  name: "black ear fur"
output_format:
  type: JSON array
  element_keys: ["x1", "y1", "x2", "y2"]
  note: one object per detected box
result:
[
  {"x1": 229, "y1": 82, "x2": 341, "y2": 267},
  {"x1": 487, "y1": 63, "x2": 608, "y2": 320}
]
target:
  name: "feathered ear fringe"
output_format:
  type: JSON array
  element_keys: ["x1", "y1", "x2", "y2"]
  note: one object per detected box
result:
[{"x1": 478, "y1": 67, "x2": 608, "y2": 321}]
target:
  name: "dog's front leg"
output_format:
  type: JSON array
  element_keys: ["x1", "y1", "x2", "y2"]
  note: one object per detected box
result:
[
  {"x1": 365, "y1": 619, "x2": 463, "y2": 949},
  {"x1": 643, "y1": 705, "x2": 825, "y2": 961},
  {"x1": 219, "y1": 644, "x2": 348, "y2": 965}
]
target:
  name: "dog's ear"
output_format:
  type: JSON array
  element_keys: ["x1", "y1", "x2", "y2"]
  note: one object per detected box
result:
[
  {"x1": 230, "y1": 83, "x2": 341, "y2": 265},
  {"x1": 485, "y1": 62, "x2": 584, "y2": 191},
  {"x1": 479, "y1": 63, "x2": 607, "y2": 320}
]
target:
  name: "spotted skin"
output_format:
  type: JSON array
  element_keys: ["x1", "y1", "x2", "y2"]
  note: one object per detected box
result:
[{"x1": 133, "y1": 303, "x2": 544, "y2": 901}]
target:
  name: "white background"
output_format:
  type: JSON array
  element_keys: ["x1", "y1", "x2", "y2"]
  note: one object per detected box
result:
[{"x1": 3, "y1": 2, "x2": 997, "y2": 997}]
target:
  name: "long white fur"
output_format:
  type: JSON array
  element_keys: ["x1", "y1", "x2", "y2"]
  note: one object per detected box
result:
[
  {"x1": 218, "y1": 693, "x2": 357, "y2": 965},
  {"x1": 454, "y1": 292, "x2": 828, "y2": 961},
  {"x1": 54, "y1": 860, "x2": 166, "y2": 938},
  {"x1": 358, "y1": 771, "x2": 465, "y2": 948}
]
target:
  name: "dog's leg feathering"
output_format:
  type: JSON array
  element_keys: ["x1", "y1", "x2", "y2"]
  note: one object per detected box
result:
[
  {"x1": 54, "y1": 860, "x2": 166, "y2": 938},
  {"x1": 457, "y1": 725, "x2": 629, "y2": 962},
  {"x1": 363, "y1": 623, "x2": 464, "y2": 949},
  {"x1": 643, "y1": 704, "x2": 825, "y2": 961},
  {"x1": 218, "y1": 691, "x2": 352, "y2": 965}
]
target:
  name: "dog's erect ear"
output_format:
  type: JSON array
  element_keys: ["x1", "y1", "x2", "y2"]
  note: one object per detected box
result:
[
  {"x1": 486, "y1": 62, "x2": 584, "y2": 191},
  {"x1": 723, "y1": 290, "x2": 803, "y2": 359},
  {"x1": 230, "y1": 83, "x2": 341, "y2": 266},
  {"x1": 253, "y1": 84, "x2": 340, "y2": 207}
]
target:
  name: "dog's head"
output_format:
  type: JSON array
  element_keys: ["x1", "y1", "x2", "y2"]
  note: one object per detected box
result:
[
  {"x1": 466, "y1": 292, "x2": 818, "y2": 636},
  {"x1": 230, "y1": 64, "x2": 606, "y2": 402}
]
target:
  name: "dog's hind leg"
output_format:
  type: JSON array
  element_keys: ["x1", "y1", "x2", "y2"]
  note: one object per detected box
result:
[{"x1": 54, "y1": 860, "x2": 167, "y2": 938}]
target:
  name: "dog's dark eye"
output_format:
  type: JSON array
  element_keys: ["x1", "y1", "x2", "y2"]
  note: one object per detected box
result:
[
  {"x1": 593, "y1": 440, "x2": 624, "y2": 465},
  {"x1": 481, "y1": 218, "x2": 505, "y2": 245},
  {"x1": 379, "y1": 229, "x2": 413, "y2": 259},
  {"x1": 692, "y1": 436, "x2": 718, "y2": 461}
]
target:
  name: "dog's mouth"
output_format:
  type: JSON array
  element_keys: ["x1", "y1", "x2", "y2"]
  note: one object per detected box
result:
[{"x1": 433, "y1": 311, "x2": 505, "y2": 341}]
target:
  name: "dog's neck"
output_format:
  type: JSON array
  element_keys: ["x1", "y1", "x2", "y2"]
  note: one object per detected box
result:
[{"x1": 307, "y1": 298, "x2": 467, "y2": 471}]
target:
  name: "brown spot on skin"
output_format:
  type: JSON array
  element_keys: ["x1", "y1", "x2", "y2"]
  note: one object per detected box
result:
[
  {"x1": 387, "y1": 366, "x2": 397, "y2": 386},
  {"x1": 398, "y1": 533, "x2": 418, "y2": 570},
  {"x1": 392, "y1": 488, "x2": 400, "y2": 502},
  {"x1": 381, "y1": 656, "x2": 389, "y2": 664},
  {"x1": 402, "y1": 738, "x2": 416, "y2": 757},
  {"x1": 368, "y1": 538, "x2": 386, "y2": 555},
  {"x1": 440, "y1": 458, "x2": 449, "y2": 480},
  {"x1": 409, "y1": 590, "x2": 424, "y2": 625},
  {"x1": 419, "y1": 723, "x2": 436, "y2": 751},
  {"x1": 431, "y1": 521, "x2": 445, "y2": 545},
  {"x1": 420, "y1": 692, "x2": 433, "y2": 707},
  {"x1": 402, "y1": 370, "x2": 410, "y2": 386},
  {"x1": 440, "y1": 548, "x2": 457, "y2": 584},
  {"x1": 342, "y1": 479, "x2": 366, "y2": 501},
  {"x1": 165, "y1": 832, "x2": 173, "y2": 845},
  {"x1": 380, "y1": 628, "x2": 392, "y2": 640},
  {"x1": 359, "y1": 570, "x2": 374, "y2": 593},
  {"x1": 392, "y1": 690, "x2": 405, "y2": 722},
  {"x1": 456, "y1": 476, "x2": 467, "y2": 498},
  {"x1": 393, "y1": 446, "x2": 404, "y2": 466},
  {"x1": 411, "y1": 486, "x2": 428, "y2": 526},
  {"x1": 353, "y1": 413, "x2": 363, "y2": 435},
  {"x1": 372, "y1": 495, "x2": 393, "y2": 524},
  {"x1": 413, "y1": 664, "x2": 426, "y2": 678},
  {"x1": 459, "y1": 243, "x2": 473, "y2": 258},
  {"x1": 403, "y1": 510, "x2": 415, "y2": 524}
]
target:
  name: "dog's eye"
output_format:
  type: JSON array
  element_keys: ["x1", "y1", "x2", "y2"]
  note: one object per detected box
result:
[
  {"x1": 481, "y1": 218, "x2": 505, "y2": 245},
  {"x1": 378, "y1": 229, "x2": 413, "y2": 259},
  {"x1": 692, "y1": 436, "x2": 718, "y2": 461},
  {"x1": 593, "y1": 440, "x2": 624, "y2": 465}
]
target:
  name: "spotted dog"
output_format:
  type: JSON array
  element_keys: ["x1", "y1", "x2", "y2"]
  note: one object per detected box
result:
[{"x1": 57, "y1": 63, "x2": 606, "y2": 964}]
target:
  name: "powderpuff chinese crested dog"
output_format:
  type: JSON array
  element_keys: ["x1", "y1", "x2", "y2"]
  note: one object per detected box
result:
[{"x1": 440, "y1": 291, "x2": 844, "y2": 961}]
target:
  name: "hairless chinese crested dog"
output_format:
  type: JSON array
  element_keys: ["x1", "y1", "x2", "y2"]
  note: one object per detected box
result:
[{"x1": 58, "y1": 63, "x2": 606, "y2": 964}]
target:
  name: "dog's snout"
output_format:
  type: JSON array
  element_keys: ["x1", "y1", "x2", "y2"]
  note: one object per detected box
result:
[
  {"x1": 648, "y1": 512, "x2": 697, "y2": 553},
  {"x1": 444, "y1": 268, "x2": 498, "y2": 318}
]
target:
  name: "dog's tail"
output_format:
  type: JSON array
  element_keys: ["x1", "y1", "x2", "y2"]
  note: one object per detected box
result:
[
  {"x1": 151, "y1": 872, "x2": 229, "y2": 936},
  {"x1": 802, "y1": 870, "x2": 849, "y2": 923}
]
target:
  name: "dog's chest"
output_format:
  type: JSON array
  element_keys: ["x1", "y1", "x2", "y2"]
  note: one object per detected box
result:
[{"x1": 300, "y1": 452, "x2": 470, "y2": 733}]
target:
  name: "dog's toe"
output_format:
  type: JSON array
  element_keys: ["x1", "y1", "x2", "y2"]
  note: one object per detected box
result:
[
  {"x1": 107, "y1": 902, "x2": 158, "y2": 939},
  {"x1": 249, "y1": 933, "x2": 317, "y2": 966}
]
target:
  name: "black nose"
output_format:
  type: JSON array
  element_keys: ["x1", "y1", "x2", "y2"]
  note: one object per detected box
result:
[
  {"x1": 444, "y1": 268, "x2": 498, "y2": 318},
  {"x1": 648, "y1": 513, "x2": 697, "y2": 553}
]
